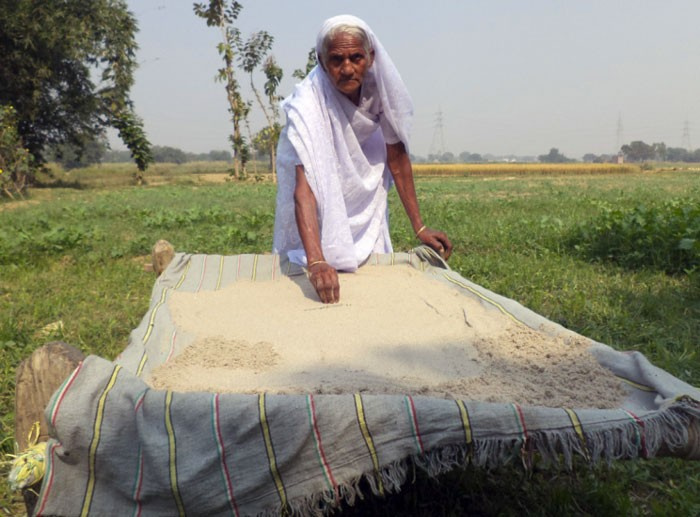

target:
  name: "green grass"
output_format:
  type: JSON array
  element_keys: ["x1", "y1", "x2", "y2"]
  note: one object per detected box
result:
[{"x1": 1, "y1": 169, "x2": 699, "y2": 514}]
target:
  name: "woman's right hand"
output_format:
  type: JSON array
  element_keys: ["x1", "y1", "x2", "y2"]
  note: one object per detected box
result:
[{"x1": 308, "y1": 261, "x2": 340, "y2": 303}]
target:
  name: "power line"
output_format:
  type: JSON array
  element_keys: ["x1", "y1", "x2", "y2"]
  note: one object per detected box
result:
[
  {"x1": 428, "y1": 108, "x2": 446, "y2": 159},
  {"x1": 682, "y1": 119, "x2": 692, "y2": 151},
  {"x1": 616, "y1": 113, "x2": 624, "y2": 152}
]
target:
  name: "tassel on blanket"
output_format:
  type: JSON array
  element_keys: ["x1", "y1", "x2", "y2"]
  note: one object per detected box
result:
[{"x1": 8, "y1": 422, "x2": 46, "y2": 491}]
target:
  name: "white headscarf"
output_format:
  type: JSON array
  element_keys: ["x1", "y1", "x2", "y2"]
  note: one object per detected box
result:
[{"x1": 272, "y1": 15, "x2": 413, "y2": 271}]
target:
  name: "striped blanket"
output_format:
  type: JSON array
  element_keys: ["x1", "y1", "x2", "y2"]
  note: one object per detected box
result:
[{"x1": 34, "y1": 250, "x2": 700, "y2": 516}]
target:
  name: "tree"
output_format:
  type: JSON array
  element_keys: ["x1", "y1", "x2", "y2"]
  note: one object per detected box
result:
[
  {"x1": 152, "y1": 146, "x2": 188, "y2": 164},
  {"x1": 239, "y1": 32, "x2": 283, "y2": 181},
  {"x1": 666, "y1": 147, "x2": 689, "y2": 162},
  {"x1": 103, "y1": 149, "x2": 133, "y2": 163},
  {"x1": 293, "y1": 48, "x2": 318, "y2": 80},
  {"x1": 252, "y1": 124, "x2": 281, "y2": 170},
  {"x1": 0, "y1": 105, "x2": 33, "y2": 198},
  {"x1": 441, "y1": 151, "x2": 455, "y2": 163},
  {"x1": 262, "y1": 57, "x2": 284, "y2": 174},
  {"x1": 47, "y1": 137, "x2": 108, "y2": 169},
  {"x1": 621, "y1": 141, "x2": 655, "y2": 162},
  {"x1": 208, "y1": 150, "x2": 232, "y2": 161},
  {"x1": 538, "y1": 148, "x2": 572, "y2": 163},
  {"x1": 112, "y1": 109, "x2": 153, "y2": 183},
  {"x1": 459, "y1": 151, "x2": 482, "y2": 163},
  {"x1": 652, "y1": 142, "x2": 667, "y2": 161},
  {"x1": 0, "y1": 0, "x2": 152, "y2": 181},
  {"x1": 194, "y1": 1, "x2": 250, "y2": 179}
]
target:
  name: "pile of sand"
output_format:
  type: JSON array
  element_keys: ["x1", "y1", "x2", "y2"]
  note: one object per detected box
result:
[{"x1": 148, "y1": 265, "x2": 626, "y2": 409}]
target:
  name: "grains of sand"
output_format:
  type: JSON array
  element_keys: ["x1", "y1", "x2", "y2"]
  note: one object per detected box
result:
[{"x1": 148, "y1": 265, "x2": 626, "y2": 408}]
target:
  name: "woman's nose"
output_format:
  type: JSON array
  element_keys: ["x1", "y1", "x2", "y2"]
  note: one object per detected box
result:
[{"x1": 340, "y1": 60, "x2": 353, "y2": 76}]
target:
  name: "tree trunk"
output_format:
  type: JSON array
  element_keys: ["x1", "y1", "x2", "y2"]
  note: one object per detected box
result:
[{"x1": 270, "y1": 142, "x2": 277, "y2": 183}]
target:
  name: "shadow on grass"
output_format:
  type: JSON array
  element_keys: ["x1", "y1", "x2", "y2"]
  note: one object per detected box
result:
[{"x1": 333, "y1": 461, "x2": 637, "y2": 516}]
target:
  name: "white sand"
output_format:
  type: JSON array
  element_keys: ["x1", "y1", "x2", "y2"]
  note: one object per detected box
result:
[{"x1": 148, "y1": 265, "x2": 626, "y2": 408}]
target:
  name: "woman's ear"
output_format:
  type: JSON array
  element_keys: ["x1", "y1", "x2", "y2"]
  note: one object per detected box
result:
[
  {"x1": 317, "y1": 53, "x2": 325, "y2": 71},
  {"x1": 369, "y1": 49, "x2": 375, "y2": 67}
]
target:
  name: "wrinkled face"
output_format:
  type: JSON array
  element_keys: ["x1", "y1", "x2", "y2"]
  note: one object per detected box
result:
[{"x1": 321, "y1": 33, "x2": 374, "y2": 105}]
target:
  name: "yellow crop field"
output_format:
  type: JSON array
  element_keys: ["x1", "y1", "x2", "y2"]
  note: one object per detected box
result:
[{"x1": 413, "y1": 162, "x2": 640, "y2": 176}]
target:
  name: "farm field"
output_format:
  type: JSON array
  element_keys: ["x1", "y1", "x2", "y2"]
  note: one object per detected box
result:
[
  {"x1": 412, "y1": 162, "x2": 641, "y2": 176},
  {"x1": 1, "y1": 167, "x2": 699, "y2": 514}
]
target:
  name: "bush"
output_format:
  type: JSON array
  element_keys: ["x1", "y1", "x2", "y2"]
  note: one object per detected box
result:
[
  {"x1": 0, "y1": 104, "x2": 35, "y2": 198},
  {"x1": 567, "y1": 200, "x2": 700, "y2": 274}
]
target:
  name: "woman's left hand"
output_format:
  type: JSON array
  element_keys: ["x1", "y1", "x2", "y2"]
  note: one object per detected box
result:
[{"x1": 418, "y1": 228, "x2": 453, "y2": 260}]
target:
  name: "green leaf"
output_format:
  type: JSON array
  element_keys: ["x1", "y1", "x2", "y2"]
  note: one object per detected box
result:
[{"x1": 678, "y1": 238, "x2": 696, "y2": 250}]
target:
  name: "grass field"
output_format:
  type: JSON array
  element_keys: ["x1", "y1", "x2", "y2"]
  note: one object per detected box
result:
[
  {"x1": 412, "y1": 162, "x2": 641, "y2": 176},
  {"x1": 1, "y1": 165, "x2": 699, "y2": 514}
]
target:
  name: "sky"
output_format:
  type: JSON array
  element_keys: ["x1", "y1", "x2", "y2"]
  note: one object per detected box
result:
[{"x1": 112, "y1": 0, "x2": 700, "y2": 159}]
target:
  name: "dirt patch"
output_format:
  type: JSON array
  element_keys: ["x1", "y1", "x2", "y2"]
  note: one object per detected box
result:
[
  {"x1": 193, "y1": 173, "x2": 231, "y2": 183},
  {"x1": 0, "y1": 199, "x2": 39, "y2": 212}
]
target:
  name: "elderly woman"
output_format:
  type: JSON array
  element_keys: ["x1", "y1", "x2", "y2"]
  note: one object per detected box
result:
[{"x1": 273, "y1": 15, "x2": 452, "y2": 303}]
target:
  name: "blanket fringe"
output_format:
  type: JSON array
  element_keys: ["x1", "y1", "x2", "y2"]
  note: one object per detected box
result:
[{"x1": 271, "y1": 400, "x2": 699, "y2": 517}]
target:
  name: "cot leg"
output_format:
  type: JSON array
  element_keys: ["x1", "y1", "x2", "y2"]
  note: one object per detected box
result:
[
  {"x1": 656, "y1": 419, "x2": 700, "y2": 460},
  {"x1": 15, "y1": 341, "x2": 85, "y2": 516},
  {"x1": 152, "y1": 239, "x2": 175, "y2": 277}
]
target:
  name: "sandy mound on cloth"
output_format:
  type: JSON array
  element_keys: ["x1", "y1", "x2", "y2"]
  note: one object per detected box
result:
[{"x1": 148, "y1": 265, "x2": 626, "y2": 408}]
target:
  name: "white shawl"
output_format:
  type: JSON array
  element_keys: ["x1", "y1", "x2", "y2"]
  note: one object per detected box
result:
[{"x1": 272, "y1": 15, "x2": 413, "y2": 271}]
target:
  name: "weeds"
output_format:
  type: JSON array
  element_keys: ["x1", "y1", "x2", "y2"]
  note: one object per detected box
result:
[{"x1": 567, "y1": 199, "x2": 700, "y2": 274}]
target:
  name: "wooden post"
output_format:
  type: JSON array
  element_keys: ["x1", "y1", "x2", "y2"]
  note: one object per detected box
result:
[
  {"x1": 152, "y1": 239, "x2": 175, "y2": 277},
  {"x1": 15, "y1": 341, "x2": 85, "y2": 516},
  {"x1": 14, "y1": 341, "x2": 85, "y2": 450},
  {"x1": 656, "y1": 419, "x2": 700, "y2": 460}
]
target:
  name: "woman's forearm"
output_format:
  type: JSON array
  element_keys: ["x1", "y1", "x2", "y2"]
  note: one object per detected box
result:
[
  {"x1": 293, "y1": 165, "x2": 325, "y2": 263},
  {"x1": 294, "y1": 165, "x2": 340, "y2": 303},
  {"x1": 386, "y1": 142, "x2": 424, "y2": 233},
  {"x1": 386, "y1": 142, "x2": 454, "y2": 258}
]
